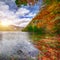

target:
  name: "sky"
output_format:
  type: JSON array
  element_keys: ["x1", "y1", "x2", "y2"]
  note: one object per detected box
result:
[{"x1": 0, "y1": 0, "x2": 42, "y2": 27}]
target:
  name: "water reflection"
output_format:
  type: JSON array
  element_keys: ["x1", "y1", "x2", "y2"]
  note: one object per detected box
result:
[{"x1": 0, "y1": 32, "x2": 39, "y2": 60}]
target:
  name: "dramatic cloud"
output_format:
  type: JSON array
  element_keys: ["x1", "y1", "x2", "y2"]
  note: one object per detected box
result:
[
  {"x1": 25, "y1": 13, "x2": 36, "y2": 18},
  {"x1": 16, "y1": 8, "x2": 30, "y2": 16},
  {"x1": 0, "y1": 0, "x2": 41, "y2": 27},
  {"x1": 0, "y1": 1, "x2": 31, "y2": 27}
]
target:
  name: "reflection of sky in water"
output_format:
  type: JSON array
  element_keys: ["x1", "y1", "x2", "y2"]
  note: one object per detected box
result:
[
  {"x1": 0, "y1": 0, "x2": 42, "y2": 27},
  {"x1": 0, "y1": 32, "x2": 39, "y2": 59}
]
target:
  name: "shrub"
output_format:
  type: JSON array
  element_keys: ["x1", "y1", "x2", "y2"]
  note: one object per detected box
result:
[{"x1": 27, "y1": 25, "x2": 33, "y2": 32}]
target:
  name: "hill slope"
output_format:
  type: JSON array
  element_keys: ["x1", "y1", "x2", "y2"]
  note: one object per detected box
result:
[{"x1": 24, "y1": 0, "x2": 60, "y2": 35}]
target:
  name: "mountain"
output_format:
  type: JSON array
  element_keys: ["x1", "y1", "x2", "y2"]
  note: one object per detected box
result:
[
  {"x1": 24, "y1": 0, "x2": 60, "y2": 35},
  {"x1": 0, "y1": 25, "x2": 23, "y2": 31}
]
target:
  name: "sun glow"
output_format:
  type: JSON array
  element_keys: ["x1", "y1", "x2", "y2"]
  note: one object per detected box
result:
[{"x1": 1, "y1": 21, "x2": 12, "y2": 27}]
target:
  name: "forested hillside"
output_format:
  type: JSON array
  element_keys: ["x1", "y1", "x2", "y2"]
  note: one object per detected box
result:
[
  {"x1": 24, "y1": 0, "x2": 60, "y2": 35},
  {"x1": 23, "y1": 0, "x2": 60, "y2": 60}
]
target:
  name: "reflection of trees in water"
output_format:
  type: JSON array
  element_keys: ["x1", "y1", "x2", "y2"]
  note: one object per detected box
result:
[{"x1": 28, "y1": 32, "x2": 43, "y2": 43}]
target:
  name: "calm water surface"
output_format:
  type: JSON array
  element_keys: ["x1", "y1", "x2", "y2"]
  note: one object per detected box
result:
[{"x1": 0, "y1": 32, "x2": 39, "y2": 60}]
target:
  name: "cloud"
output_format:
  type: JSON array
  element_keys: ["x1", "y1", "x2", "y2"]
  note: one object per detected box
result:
[
  {"x1": 25, "y1": 13, "x2": 36, "y2": 18},
  {"x1": 0, "y1": 2, "x2": 9, "y2": 11},
  {"x1": 13, "y1": 18, "x2": 32, "y2": 27},
  {"x1": 0, "y1": 0, "x2": 15, "y2": 3},
  {"x1": 0, "y1": 7, "x2": 16, "y2": 22},
  {"x1": 16, "y1": 8, "x2": 30, "y2": 16},
  {"x1": 0, "y1": 1, "x2": 31, "y2": 27},
  {"x1": 0, "y1": 0, "x2": 41, "y2": 27}
]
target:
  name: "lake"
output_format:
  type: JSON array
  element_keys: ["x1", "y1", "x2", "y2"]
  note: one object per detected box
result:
[{"x1": 0, "y1": 32, "x2": 39, "y2": 60}]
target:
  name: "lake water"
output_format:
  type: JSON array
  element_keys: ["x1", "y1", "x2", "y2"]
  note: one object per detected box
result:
[{"x1": 0, "y1": 32, "x2": 39, "y2": 60}]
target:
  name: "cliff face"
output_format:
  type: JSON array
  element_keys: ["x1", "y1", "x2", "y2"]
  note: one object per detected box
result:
[{"x1": 25, "y1": 0, "x2": 60, "y2": 34}]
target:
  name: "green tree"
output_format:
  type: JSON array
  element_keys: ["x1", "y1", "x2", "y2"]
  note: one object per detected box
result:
[{"x1": 15, "y1": 0, "x2": 39, "y2": 7}]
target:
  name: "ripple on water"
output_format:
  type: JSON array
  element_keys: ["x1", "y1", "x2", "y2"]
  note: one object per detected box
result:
[{"x1": 0, "y1": 32, "x2": 39, "y2": 60}]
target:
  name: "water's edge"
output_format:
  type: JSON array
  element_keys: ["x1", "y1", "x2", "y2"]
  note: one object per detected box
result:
[{"x1": 0, "y1": 32, "x2": 39, "y2": 60}]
